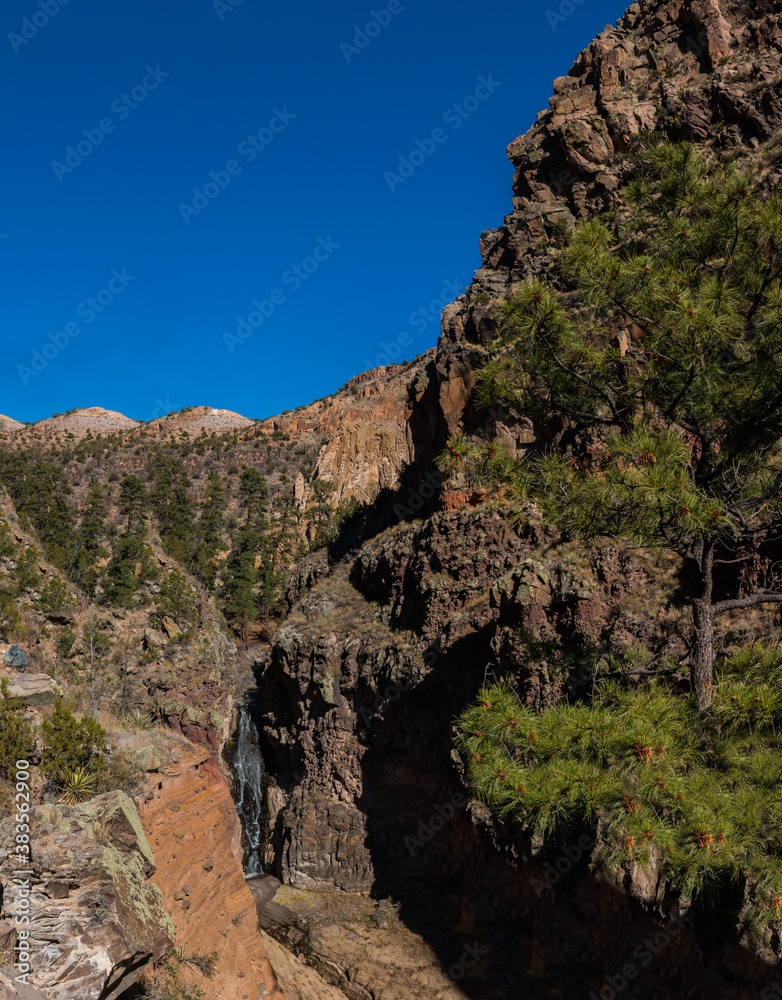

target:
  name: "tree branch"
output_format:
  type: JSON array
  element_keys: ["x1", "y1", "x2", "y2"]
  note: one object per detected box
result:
[{"x1": 712, "y1": 590, "x2": 782, "y2": 615}]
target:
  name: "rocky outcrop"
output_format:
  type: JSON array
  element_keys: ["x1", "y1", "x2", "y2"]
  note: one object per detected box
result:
[
  {"x1": 18, "y1": 408, "x2": 140, "y2": 444},
  {"x1": 426, "y1": 0, "x2": 782, "y2": 450},
  {"x1": 260, "y1": 504, "x2": 684, "y2": 885},
  {"x1": 260, "y1": 355, "x2": 439, "y2": 508},
  {"x1": 136, "y1": 730, "x2": 286, "y2": 1000},
  {"x1": 0, "y1": 792, "x2": 174, "y2": 1000},
  {"x1": 253, "y1": 881, "x2": 474, "y2": 1000},
  {"x1": 0, "y1": 971, "x2": 46, "y2": 999},
  {"x1": 0, "y1": 416, "x2": 22, "y2": 437},
  {"x1": 256, "y1": 2, "x2": 782, "y2": 962},
  {"x1": 133, "y1": 405, "x2": 254, "y2": 438},
  {"x1": 0, "y1": 671, "x2": 59, "y2": 706},
  {"x1": 258, "y1": 500, "x2": 782, "y2": 998}
]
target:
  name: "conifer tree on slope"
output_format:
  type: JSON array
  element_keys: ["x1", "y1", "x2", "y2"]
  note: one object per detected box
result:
[{"x1": 471, "y1": 142, "x2": 782, "y2": 710}]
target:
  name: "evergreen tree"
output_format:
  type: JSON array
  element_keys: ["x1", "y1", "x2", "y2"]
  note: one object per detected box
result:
[
  {"x1": 222, "y1": 549, "x2": 257, "y2": 636},
  {"x1": 191, "y1": 472, "x2": 227, "y2": 588},
  {"x1": 199, "y1": 472, "x2": 226, "y2": 550},
  {"x1": 306, "y1": 478, "x2": 336, "y2": 548},
  {"x1": 237, "y1": 467, "x2": 268, "y2": 525},
  {"x1": 466, "y1": 142, "x2": 782, "y2": 710},
  {"x1": 79, "y1": 480, "x2": 108, "y2": 558},
  {"x1": 118, "y1": 475, "x2": 147, "y2": 532},
  {"x1": 74, "y1": 480, "x2": 108, "y2": 591},
  {"x1": 155, "y1": 570, "x2": 198, "y2": 629},
  {"x1": 0, "y1": 679, "x2": 35, "y2": 781},
  {"x1": 148, "y1": 454, "x2": 196, "y2": 564},
  {"x1": 0, "y1": 455, "x2": 78, "y2": 573}
]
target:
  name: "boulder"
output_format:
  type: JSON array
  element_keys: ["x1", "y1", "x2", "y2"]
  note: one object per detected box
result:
[
  {"x1": 0, "y1": 793, "x2": 174, "y2": 1000},
  {"x1": 0, "y1": 971, "x2": 48, "y2": 1000},
  {"x1": 2, "y1": 646, "x2": 28, "y2": 670},
  {"x1": 161, "y1": 616, "x2": 181, "y2": 639},
  {"x1": 1, "y1": 672, "x2": 59, "y2": 706},
  {"x1": 143, "y1": 627, "x2": 166, "y2": 650}
]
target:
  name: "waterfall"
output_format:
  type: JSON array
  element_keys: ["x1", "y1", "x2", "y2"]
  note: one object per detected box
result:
[{"x1": 233, "y1": 704, "x2": 265, "y2": 876}]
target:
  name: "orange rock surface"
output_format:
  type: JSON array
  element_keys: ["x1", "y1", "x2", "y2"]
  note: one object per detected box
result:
[{"x1": 139, "y1": 735, "x2": 287, "y2": 1000}]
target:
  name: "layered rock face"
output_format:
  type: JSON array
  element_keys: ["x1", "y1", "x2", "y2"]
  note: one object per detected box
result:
[
  {"x1": 255, "y1": 1, "x2": 782, "y2": 997},
  {"x1": 137, "y1": 730, "x2": 286, "y2": 1000},
  {"x1": 0, "y1": 730, "x2": 289, "y2": 1000},
  {"x1": 0, "y1": 792, "x2": 173, "y2": 1000},
  {"x1": 260, "y1": 355, "x2": 439, "y2": 508},
  {"x1": 432, "y1": 0, "x2": 782, "y2": 447}
]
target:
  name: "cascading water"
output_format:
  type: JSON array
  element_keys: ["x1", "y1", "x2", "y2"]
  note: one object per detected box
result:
[{"x1": 233, "y1": 704, "x2": 265, "y2": 876}]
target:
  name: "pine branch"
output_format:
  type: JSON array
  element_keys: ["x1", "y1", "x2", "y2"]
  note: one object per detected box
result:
[{"x1": 712, "y1": 590, "x2": 782, "y2": 615}]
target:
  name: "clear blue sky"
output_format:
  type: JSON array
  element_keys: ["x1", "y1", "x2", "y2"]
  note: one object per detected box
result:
[{"x1": 2, "y1": 0, "x2": 624, "y2": 424}]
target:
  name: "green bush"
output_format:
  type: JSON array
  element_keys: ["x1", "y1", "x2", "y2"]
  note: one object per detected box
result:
[
  {"x1": 38, "y1": 577, "x2": 75, "y2": 616},
  {"x1": 0, "y1": 679, "x2": 35, "y2": 781},
  {"x1": 55, "y1": 626, "x2": 76, "y2": 659},
  {"x1": 15, "y1": 547, "x2": 39, "y2": 589},
  {"x1": 456, "y1": 644, "x2": 782, "y2": 927},
  {"x1": 0, "y1": 524, "x2": 16, "y2": 558},
  {"x1": 41, "y1": 702, "x2": 106, "y2": 791}
]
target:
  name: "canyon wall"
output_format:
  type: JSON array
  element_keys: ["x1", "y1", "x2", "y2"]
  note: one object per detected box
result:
[{"x1": 254, "y1": 1, "x2": 782, "y2": 997}]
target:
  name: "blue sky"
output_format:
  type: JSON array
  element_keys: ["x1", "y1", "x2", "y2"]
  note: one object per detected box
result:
[{"x1": 2, "y1": 0, "x2": 624, "y2": 424}]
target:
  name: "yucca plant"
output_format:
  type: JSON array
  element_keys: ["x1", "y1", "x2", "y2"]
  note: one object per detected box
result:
[
  {"x1": 124, "y1": 709, "x2": 156, "y2": 731},
  {"x1": 58, "y1": 766, "x2": 97, "y2": 805}
]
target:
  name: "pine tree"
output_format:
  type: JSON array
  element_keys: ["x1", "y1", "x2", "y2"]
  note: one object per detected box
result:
[
  {"x1": 223, "y1": 549, "x2": 257, "y2": 634},
  {"x1": 0, "y1": 455, "x2": 78, "y2": 573},
  {"x1": 118, "y1": 475, "x2": 148, "y2": 532},
  {"x1": 190, "y1": 472, "x2": 227, "y2": 589},
  {"x1": 148, "y1": 454, "x2": 196, "y2": 564},
  {"x1": 79, "y1": 480, "x2": 108, "y2": 558},
  {"x1": 306, "y1": 478, "x2": 336, "y2": 548},
  {"x1": 74, "y1": 480, "x2": 108, "y2": 590},
  {"x1": 156, "y1": 570, "x2": 198, "y2": 629},
  {"x1": 468, "y1": 142, "x2": 782, "y2": 710},
  {"x1": 199, "y1": 472, "x2": 226, "y2": 550},
  {"x1": 237, "y1": 467, "x2": 268, "y2": 525}
]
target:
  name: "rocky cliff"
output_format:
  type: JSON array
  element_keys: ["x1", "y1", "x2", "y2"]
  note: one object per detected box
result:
[
  {"x1": 252, "y1": 1, "x2": 782, "y2": 997},
  {"x1": 136, "y1": 730, "x2": 286, "y2": 1000},
  {"x1": 0, "y1": 728, "x2": 289, "y2": 1000},
  {"x1": 0, "y1": 791, "x2": 174, "y2": 1000}
]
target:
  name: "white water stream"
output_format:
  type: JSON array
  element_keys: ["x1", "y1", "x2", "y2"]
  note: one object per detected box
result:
[{"x1": 233, "y1": 704, "x2": 265, "y2": 876}]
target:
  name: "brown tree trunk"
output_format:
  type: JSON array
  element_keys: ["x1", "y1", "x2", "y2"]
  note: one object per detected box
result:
[
  {"x1": 691, "y1": 598, "x2": 714, "y2": 710},
  {"x1": 691, "y1": 537, "x2": 715, "y2": 711}
]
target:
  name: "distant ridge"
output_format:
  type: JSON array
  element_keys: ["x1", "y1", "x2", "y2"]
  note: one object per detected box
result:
[{"x1": 0, "y1": 415, "x2": 22, "y2": 434}]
